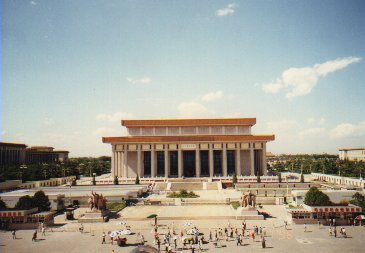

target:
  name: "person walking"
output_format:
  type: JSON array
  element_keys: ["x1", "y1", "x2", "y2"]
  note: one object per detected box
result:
[
  {"x1": 41, "y1": 227, "x2": 46, "y2": 236},
  {"x1": 329, "y1": 227, "x2": 332, "y2": 236},
  {"x1": 32, "y1": 230, "x2": 37, "y2": 242},
  {"x1": 209, "y1": 230, "x2": 212, "y2": 241},
  {"x1": 261, "y1": 236, "x2": 266, "y2": 248},
  {"x1": 304, "y1": 223, "x2": 307, "y2": 232},
  {"x1": 101, "y1": 232, "x2": 106, "y2": 244},
  {"x1": 334, "y1": 227, "x2": 337, "y2": 238},
  {"x1": 12, "y1": 230, "x2": 16, "y2": 239}
]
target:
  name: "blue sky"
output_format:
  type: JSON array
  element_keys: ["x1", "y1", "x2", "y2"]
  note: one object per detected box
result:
[{"x1": 1, "y1": 0, "x2": 365, "y2": 157}]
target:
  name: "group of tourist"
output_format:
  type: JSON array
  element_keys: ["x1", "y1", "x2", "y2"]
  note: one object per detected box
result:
[{"x1": 137, "y1": 220, "x2": 268, "y2": 252}]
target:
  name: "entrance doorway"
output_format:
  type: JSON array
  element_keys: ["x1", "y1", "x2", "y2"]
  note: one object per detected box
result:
[{"x1": 183, "y1": 151, "x2": 196, "y2": 177}]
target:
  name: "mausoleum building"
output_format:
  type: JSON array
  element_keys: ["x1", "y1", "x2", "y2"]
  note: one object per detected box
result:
[{"x1": 103, "y1": 118, "x2": 275, "y2": 178}]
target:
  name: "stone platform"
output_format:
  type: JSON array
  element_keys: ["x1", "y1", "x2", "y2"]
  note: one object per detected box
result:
[
  {"x1": 78, "y1": 210, "x2": 110, "y2": 223},
  {"x1": 235, "y1": 206, "x2": 264, "y2": 220}
]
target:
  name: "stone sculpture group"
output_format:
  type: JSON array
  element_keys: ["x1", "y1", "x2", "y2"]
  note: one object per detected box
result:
[
  {"x1": 240, "y1": 191, "x2": 256, "y2": 208},
  {"x1": 87, "y1": 191, "x2": 107, "y2": 211}
]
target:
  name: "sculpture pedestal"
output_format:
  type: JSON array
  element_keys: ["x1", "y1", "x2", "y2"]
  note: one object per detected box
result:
[
  {"x1": 236, "y1": 206, "x2": 264, "y2": 220},
  {"x1": 78, "y1": 209, "x2": 110, "y2": 223}
]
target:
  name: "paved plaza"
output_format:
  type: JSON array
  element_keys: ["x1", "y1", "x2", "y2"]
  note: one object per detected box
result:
[{"x1": 1, "y1": 204, "x2": 364, "y2": 253}]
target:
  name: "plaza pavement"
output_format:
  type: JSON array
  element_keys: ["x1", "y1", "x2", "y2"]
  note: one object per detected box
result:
[{"x1": 1, "y1": 204, "x2": 365, "y2": 253}]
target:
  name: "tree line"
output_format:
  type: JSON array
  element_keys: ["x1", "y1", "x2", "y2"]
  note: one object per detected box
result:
[
  {"x1": 269, "y1": 154, "x2": 365, "y2": 178},
  {"x1": 0, "y1": 157, "x2": 111, "y2": 182}
]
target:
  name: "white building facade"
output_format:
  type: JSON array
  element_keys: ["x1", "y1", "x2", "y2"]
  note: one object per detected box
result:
[
  {"x1": 339, "y1": 148, "x2": 365, "y2": 162},
  {"x1": 103, "y1": 118, "x2": 275, "y2": 179}
]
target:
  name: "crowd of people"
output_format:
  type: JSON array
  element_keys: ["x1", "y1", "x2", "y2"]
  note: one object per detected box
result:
[{"x1": 100, "y1": 220, "x2": 268, "y2": 252}]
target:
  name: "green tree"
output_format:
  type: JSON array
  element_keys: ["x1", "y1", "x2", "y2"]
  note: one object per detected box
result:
[
  {"x1": 15, "y1": 195, "x2": 36, "y2": 210},
  {"x1": 135, "y1": 175, "x2": 140, "y2": 185},
  {"x1": 0, "y1": 198, "x2": 7, "y2": 210},
  {"x1": 33, "y1": 190, "x2": 51, "y2": 211},
  {"x1": 300, "y1": 173, "x2": 305, "y2": 183},
  {"x1": 114, "y1": 176, "x2": 119, "y2": 185},
  {"x1": 350, "y1": 192, "x2": 365, "y2": 214},
  {"x1": 232, "y1": 173, "x2": 237, "y2": 184},
  {"x1": 304, "y1": 187, "x2": 332, "y2": 206}
]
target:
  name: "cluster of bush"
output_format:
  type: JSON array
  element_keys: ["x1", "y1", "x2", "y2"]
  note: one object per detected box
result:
[{"x1": 167, "y1": 189, "x2": 199, "y2": 198}]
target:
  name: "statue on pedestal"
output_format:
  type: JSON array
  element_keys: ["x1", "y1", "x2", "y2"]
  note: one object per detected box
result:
[
  {"x1": 240, "y1": 191, "x2": 256, "y2": 208},
  {"x1": 87, "y1": 191, "x2": 107, "y2": 211}
]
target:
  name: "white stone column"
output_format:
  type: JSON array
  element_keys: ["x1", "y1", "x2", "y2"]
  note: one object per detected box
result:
[
  {"x1": 124, "y1": 146, "x2": 128, "y2": 178},
  {"x1": 195, "y1": 145, "x2": 200, "y2": 177},
  {"x1": 116, "y1": 152, "x2": 120, "y2": 177},
  {"x1": 178, "y1": 146, "x2": 183, "y2": 177},
  {"x1": 137, "y1": 145, "x2": 142, "y2": 177},
  {"x1": 223, "y1": 143, "x2": 227, "y2": 177},
  {"x1": 164, "y1": 145, "x2": 169, "y2": 178},
  {"x1": 262, "y1": 143, "x2": 267, "y2": 176},
  {"x1": 236, "y1": 143, "x2": 241, "y2": 176},
  {"x1": 209, "y1": 144, "x2": 214, "y2": 177},
  {"x1": 111, "y1": 146, "x2": 116, "y2": 178},
  {"x1": 250, "y1": 143, "x2": 255, "y2": 176},
  {"x1": 151, "y1": 145, "x2": 156, "y2": 178}
]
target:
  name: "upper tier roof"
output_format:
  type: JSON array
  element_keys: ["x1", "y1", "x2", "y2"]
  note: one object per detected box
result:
[
  {"x1": 103, "y1": 134, "x2": 275, "y2": 143},
  {"x1": 122, "y1": 118, "x2": 256, "y2": 127}
]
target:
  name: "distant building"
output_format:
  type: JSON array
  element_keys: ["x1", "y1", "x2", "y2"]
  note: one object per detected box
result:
[
  {"x1": 0, "y1": 142, "x2": 27, "y2": 166},
  {"x1": 26, "y1": 146, "x2": 69, "y2": 163},
  {"x1": 339, "y1": 148, "x2": 365, "y2": 162}
]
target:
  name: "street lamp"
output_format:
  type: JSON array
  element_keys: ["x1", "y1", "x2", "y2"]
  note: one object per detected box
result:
[
  {"x1": 42, "y1": 163, "x2": 48, "y2": 179},
  {"x1": 19, "y1": 164, "x2": 27, "y2": 182}
]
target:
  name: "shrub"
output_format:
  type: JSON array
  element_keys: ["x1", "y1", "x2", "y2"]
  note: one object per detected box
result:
[
  {"x1": 231, "y1": 201, "x2": 240, "y2": 209},
  {"x1": 114, "y1": 176, "x2": 119, "y2": 185},
  {"x1": 33, "y1": 190, "x2": 51, "y2": 211},
  {"x1": 135, "y1": 175, "x2": 140, "y2": 185},
  {"x1": 0, "y1": 198, "x2": 6, "y2": 210},
  {"x1": 15, "y1": 195, "x2": 36, "y2": 210},
  {"x1": 232, "y1": 173, "x2": 237, "y2": 184},
  {"x1": 304, "y1": 187, "x2": 333, "y2": 206},
  {"x1": 106, "y1": 202, "x2": 126, "y2": 212}
]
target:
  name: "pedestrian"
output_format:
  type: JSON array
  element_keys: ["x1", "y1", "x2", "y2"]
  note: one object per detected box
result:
[
  {"x1": 102, "y1": 232, "x2": 106, "y2": 244},
  {"x1": 304, "y1": 223, "x2": 307, "y2": 232},
  {"x1": 261, "y1": 236, "x2": 266, "y2": 248},
  {"x1": 209, "y1": 230, "x2": 212, "y2": 241},
  {"x1": 259, "y1": 227, "x2": 263, "y2": 235},
  {"x1": 342, "y1": 228, "x2": 347, "y2": 238},
  {"x1": 236, "y1": 235, "x2": 240, "y2": 246},
  {"x1": 317, "y1": 219, "x2": 321, "y2": 228},
  {"x1": 230, "y1": 229, "x2": 233, "y2": 238},
  {"x1": 251, "y1": 231, "x2": 255, "y2": 242},
  {"x1": 239, "y1": 234, "x2": 243, "y2": 245},
  {"x1": 329, "y1": 228, "x2": 332, "y2": 236},
  {"x1": 42, "y1": 227, "x2": 46, "y2": 236},
  {"x1": 334, "y1": 227, "x2": 337, "y2": 238},
  {"x1": 12, "y1": 230, "x2": 16, "y2": 239},
  {"x1": 157, "y1": 239, "x2": 161, "y2": 251},
  {"x1": 32, "y1": 230, "x2": 37, "y2": 242}
]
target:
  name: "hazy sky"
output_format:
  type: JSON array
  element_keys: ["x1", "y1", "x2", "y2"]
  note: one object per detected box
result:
[{"x1": 2, "y1": 0, "x2": 365, "y2": 157}]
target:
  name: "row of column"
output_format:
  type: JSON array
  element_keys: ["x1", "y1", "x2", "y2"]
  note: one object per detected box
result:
[
  {"x1": 111, "y1": 143, "x2": 267, "y2": 178},
  {"x1": 0, "y1": 148, "x2": 26, "y2": 165}
]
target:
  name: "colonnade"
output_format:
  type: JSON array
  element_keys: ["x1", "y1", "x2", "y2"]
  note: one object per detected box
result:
[{"x1": 111, "y1": 142, "x2": 267, "y2": 178}]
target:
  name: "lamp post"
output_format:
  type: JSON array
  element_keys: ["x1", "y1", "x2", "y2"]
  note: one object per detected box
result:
[
  {"x1": 42, "y1": 163, "x2": 48, "y2": 180},
  {"x1": 19, "y1": 164, "x2": 27, "y2": 182}
]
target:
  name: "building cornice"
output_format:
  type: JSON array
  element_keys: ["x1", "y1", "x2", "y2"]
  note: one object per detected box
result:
[
  {"x1": 102, "y1": 134, "x2": 275, "y2": 143},
  {"x1": 121, "y1": 118, "x2": 256, "y2": 127}
]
